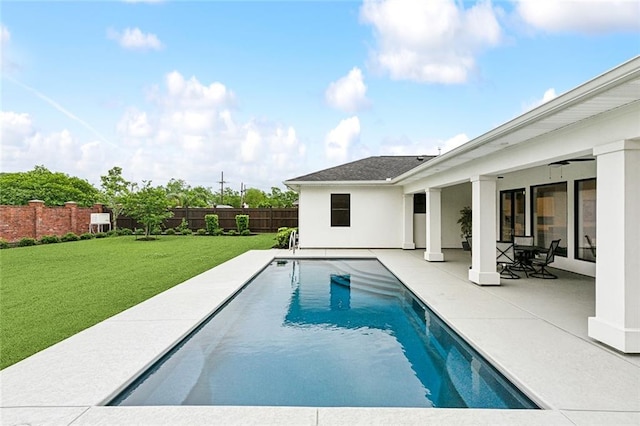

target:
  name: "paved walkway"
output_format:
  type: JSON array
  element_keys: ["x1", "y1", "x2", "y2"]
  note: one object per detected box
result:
[{"x1": 1, "y1": 249, "x2": 639, "y2": 425}]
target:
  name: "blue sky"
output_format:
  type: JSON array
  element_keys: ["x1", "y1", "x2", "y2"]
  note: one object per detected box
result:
[{"x1": 1, "y1": 1, "x2": 639, "y2": 192}]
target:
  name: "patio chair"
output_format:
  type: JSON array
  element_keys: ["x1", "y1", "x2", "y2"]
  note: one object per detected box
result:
[
  {"x1": 496, "y1": 241, "x2": 520, "y2": 279},
  {"x1": 530, "y1": 239, "x2": 561, "y2": 279}
]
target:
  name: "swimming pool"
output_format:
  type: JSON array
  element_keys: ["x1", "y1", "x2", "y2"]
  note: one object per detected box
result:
[{"x1": 110, "y1": 258, "x2": 537, "y2": 408}]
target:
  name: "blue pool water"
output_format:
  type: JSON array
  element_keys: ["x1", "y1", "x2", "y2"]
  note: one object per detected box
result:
[{"x1": 110, "y1": 258, "x2": 537, "y2": 408}]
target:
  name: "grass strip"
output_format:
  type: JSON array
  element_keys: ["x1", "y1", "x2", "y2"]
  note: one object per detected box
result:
[{"x1": 0, "y1": 234, "x2": 276, "y2": 369}]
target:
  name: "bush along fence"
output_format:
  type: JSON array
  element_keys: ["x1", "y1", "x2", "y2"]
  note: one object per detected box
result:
[
  {"x1": 116, "y1": 207, "x2": 297, "y2": 234},
  {"x1": 0, "y1": 201, "x2": 105, "y2": 243}
]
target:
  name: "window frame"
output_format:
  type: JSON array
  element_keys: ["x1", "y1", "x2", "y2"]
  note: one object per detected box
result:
[
  {"x1": 574, "y1": 178, "x2": 597, "y2": 262},
  {"x1": 531, "y1": 181, "x2": 568, "y2": 257}
]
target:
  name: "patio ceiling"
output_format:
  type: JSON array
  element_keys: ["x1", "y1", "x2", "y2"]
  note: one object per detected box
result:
[{"x1": 396, "y1": 56, "x2": 640, "y2": 186}]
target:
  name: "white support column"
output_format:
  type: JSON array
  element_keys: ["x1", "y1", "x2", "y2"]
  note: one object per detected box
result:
[
  {"x1": 402, "y1": 193, "x2": 415, "y2": 250},
  {"x1": 424, "y1": 188, "x2": 444, "y2": 261},
  {"x1": 468, "y1": 175, "x2": 501, "y2": 285},
  {"x1": 588, "y1": 139, "x2": 640, "y2": 353}
]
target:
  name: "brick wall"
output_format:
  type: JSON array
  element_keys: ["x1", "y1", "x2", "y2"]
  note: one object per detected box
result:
[{"x1": 0, "y1": 201, "x2": 104, "y2": 242}]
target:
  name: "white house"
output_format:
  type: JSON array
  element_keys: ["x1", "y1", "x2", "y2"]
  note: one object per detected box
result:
[{"x1": 285, "y1": 56, "x2": 640, "y2": 354}]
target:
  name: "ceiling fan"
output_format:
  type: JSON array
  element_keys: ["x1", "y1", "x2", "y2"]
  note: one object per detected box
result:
[{"x1": 548, "y1": 158, "x2": 595, "y2": 166}]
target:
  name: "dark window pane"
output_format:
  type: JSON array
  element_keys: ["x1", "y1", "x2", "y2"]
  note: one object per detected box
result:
[
  {"x1": 413, "y1": 193, "x2": 426, "y2": 214},
  {"x1": 331, "y1": 194, "x2": 350, "y2": 227}
]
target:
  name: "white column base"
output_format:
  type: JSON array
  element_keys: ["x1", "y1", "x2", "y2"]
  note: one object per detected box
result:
[
  {"x1": 424, "y1": 251, "x2": 444, "y2": 262},
  {"x1": 468, "y1": 269, "x2": 501, "y2": 286},
  {"x1": 403, "y1": 243, "x2": 416, "y2": 250},
  {"x1": 588, "y1": 317, "x2": 640, "y2": 353}
]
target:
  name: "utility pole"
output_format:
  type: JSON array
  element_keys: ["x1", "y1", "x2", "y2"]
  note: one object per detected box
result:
[
  {"x1": 240, "y1": 182, "x2": 246, "y2": 208},
  {"x1": 218, "y1": 171, "x2": 227, "y2": 205}
]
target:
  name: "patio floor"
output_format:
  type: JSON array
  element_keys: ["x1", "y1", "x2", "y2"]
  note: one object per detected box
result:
[{"x1": 1, "y1": 248, "x2": 639, "y2": 425}]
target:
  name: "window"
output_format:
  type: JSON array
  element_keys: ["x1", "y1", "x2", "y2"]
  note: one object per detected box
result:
[
  {"x1": 331, "y1": 194, "x2": 350, "y2": 227},
  {"x1": 413, "y1": 193, "x2": 426, "y2": 214},
  {"x1": 532, "y1": 182, "x2": 567, "y2": 256},
  {"x1": 575, "y1": 179, "x2": 596, "y2": 262},
  {"x1": 500, "y1": 189, "x2": 526, "y2": 241}
]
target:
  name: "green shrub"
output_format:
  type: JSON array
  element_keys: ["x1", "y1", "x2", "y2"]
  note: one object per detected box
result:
[
  {"x1": 151, "y1": 226, "x2": 162, "y2": 236},
  {"x1": 227, "y1": 229, "x2": 237, "y2": 236},
  {"x1": 196, "y1": 228, "x2": 207, "y2": 235},
  {"x1": 117, "y1": 228, "x2": 133, "y2": 236},
  {"x1": 240, "y1": 229, "x2": 251, "y2": 236},
  {"x1": 204, "y1": 214, "x2": 220, "y2": 235},
  {"x1": 40, "y1": 235, "x2": 61, "y2": 244},
  {"x1": 235, "y1": 214, "x2": 249, "y2": 233},
  {"x1": 213, "y1": 228, "x2": 224, "y2": 236},
  {"x1": 80, "y1": 233, "x2": 94, "y2": 240},
  {"x1": 275, "y1": 227, "x2": 297, "y2": 248},
  {"x1": 181, "y1": 228, "x2": 193, "y2": 235},
  {"x1": 176, "y1": 218, "x2": 190, "y2": 234},
  {"x1": 61, "y1": 232, "x2": 79, "y2": 242},
  {"x1": 134, "y1": 228, "x2": 145, "y2": 236},
  {"x1": 165, "y1": 228, "x2": 176, "y2": 235},
  {"x1": 0, "y1": 239, "x2": 9, "y2": 249},
  {"x1": 106, "y1": 230, "x2": 118, "y2": 237},
  {"x1": 94, "y1": 232, "x2": 107, "y2": 239},
  {"x1": 18, "y1": 238, "x2": 37, "y2": 247}
]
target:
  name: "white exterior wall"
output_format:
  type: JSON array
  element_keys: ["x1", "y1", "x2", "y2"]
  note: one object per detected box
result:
[
  {"x1": 413, "y1": 214, "x2": 426, "y2": 248},
  {"x1": 441, "y1": 183, "x2": 472, "y2": 249},
  {"x1": 298, "y1": 185, "x2": 404, "y2": 248}
]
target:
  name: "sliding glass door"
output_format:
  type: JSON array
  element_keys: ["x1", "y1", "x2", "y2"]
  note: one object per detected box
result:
[
  {"x1": 532, "y1": 182, "x2": 567, "y2": 256},
  {"x1": 500, "y1": 189, "x2": 526, "y2": 241}
]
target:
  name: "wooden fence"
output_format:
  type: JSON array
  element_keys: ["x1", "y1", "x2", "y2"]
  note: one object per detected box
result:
[{"x1": 116, "y1": 207, "x2": 298, "y2": 233}]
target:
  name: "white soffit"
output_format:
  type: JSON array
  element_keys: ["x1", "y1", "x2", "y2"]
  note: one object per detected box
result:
[{"x1": 396, "y1": 57, "x2": 640, "y2": 186}]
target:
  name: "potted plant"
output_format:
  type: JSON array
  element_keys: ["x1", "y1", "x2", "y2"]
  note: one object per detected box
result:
[{"x1": 458, "y1": 206, "x2": 472, "y2": 250}]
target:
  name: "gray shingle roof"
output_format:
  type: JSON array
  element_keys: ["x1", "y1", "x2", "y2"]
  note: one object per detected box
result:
[{"x1": 286, "y1": 155, "x2": 435, "y2": 182}]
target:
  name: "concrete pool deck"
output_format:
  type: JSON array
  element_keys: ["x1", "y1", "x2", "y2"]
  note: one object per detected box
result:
[{"x1": 1, "y1": 248, "x2": 639, "y2": 425}]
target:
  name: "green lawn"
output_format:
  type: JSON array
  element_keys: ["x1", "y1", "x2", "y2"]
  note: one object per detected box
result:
[{"x1": 0, "y1": 234, "x2": 276, "y2": 370}]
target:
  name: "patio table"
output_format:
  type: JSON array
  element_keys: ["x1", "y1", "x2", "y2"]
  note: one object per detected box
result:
[{"x1": 513, "y1": 245, "x2": 543, "y2": 275}]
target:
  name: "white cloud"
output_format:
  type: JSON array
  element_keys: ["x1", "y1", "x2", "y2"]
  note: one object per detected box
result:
[
  {"x1": 522, "y1": 88, "x2": 557, "y2": 112},
  {"x1": 107, "y1": 27, "x2": 163, "y2": 51},
  {"x1": 115, "y1": 71, "x2": 306, "y2": 189},
  {"x1": 117, "y1": 108, "x2": 153, "y2": 141},
  {"x1": 515, "y1": 0, "x2": 640, "y2": 34},
  {"x1": 1, "y1": 24, "x2": 9, "y2": 44},
  {"x1": 0, "y1": 23, "x2": 18, "y2": 72},
  {"x1": 440, "y1": 133, "x2": 470, "y2": 153},
  {"x1": 0, "y1": 111, "x2": 108, "y2": 182},
  {"x1": 360, "y1": 0, "x2": 503, "y2": 84},
  {"x1": 0, "y1": 111, "x2": 33, "y2": 144},
  {"x1": 325, "y1": 116, "x2": 361, "y2": 163},
  {"x1": 379, "y1": 132, "x2": 470, "y2": 156},
  {"x1": 325, "y1": 67, "x2": 370, "y2": 113},
  {"x1": 163, "y1": 71, "x2": 235, "y2": 109}
]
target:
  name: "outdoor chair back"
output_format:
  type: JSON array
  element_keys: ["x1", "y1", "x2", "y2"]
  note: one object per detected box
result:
[
  {"x1": 530, "y1": 239, "x2": 561, "y2": 279},
  {"x1": 514, "y1": 235, "x2": 534, "y2": 246},
  {"x1": 496, "y1": 241, "x2": 519, "y2": 279}
]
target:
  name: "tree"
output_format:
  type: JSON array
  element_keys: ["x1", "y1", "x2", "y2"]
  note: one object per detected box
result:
[
  {"x1": 244, "y1": 188, "x2": 268, "y2": 208},
  {"x1": 99, "y1": 167, "x2": 130, "y2": 230},
  {"x1": 124, "y1": 181, "x2": 173, "y2": 239},
  {"x1": 268, "y1": 187, "x2": 298, "y2": 207},
  {"x1": 0, "y1": 165, "x2": 99, "y2": 207}
]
